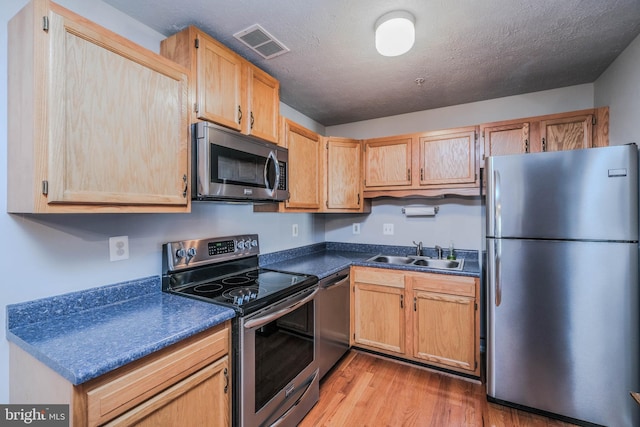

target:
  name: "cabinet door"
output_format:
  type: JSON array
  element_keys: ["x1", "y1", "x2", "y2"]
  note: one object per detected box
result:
[
  {"x1": 283, "y1": 120, "x2": 323, "y2": 209},
  {"x1": 541, "y1": 114, "x2": 593, "y2": 152},
  {"x1": 412, "y1": 290, "x2": 475, "y2": 371},
  {"x1": 196, "y1": 35, "x2": 243, "y2": 131},
  {"x1": 418, "y1": 128, "x2": 476, "y2": 186},
  {"x1": 326, "y1": 138, "x2": 362, "y2": 210},
  {"x1": 363, "y1": 137, "x2": 412, "y2": 188},
  {"x1": 246, "y1": 64, "x2": 280, "y2": 143},
  {"x1": 353, "y1": 283, "x2": 405, "y2": 354},
  {"x1": 105, "y1": 356, "x2": 230, "y2": 427},
  {"x1": 46, "y1": 6, "x2": 188, "y2": 207},
  {"x1": 482, "y1": 122, "x2": 530, "y2": 158}
]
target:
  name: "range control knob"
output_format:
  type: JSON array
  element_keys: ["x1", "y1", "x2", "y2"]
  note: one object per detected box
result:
[
  {"x1": 251, "y1": 239, "x2": 258, "y2": 247},
  {"x1": 237, "y1": 240, "x2": 245, "y2": 250},
  {"x1": 186, "y1": 247, "x2": 197, "y2": 257},
  {"x1": 175, "y1": 248, "x2": 186, "y2": 258},
  {"x1": 245, "y1": 239, "x2": 253, "y2": 249}
]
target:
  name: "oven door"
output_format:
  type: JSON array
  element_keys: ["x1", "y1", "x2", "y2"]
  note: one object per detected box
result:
[{"x1": 238, "y1": 286, "x2": 319, "y2": 427}]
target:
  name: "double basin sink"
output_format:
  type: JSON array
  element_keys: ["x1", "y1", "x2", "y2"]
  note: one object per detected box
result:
[{"x1": 366, "y1": 254, "x2": 465, "y2": 271}]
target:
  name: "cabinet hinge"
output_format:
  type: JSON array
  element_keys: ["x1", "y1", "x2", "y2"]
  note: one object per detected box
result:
[
  {"x1": 42, "y1": 16, "x2": 49, "y2": 32},
  {"x1": 475, "y1": 360, "x2": 478, "y2": 369},
  {"x1": 194, "y1": 103, "x2": 199, "y2": 113},
  {"x1": 42, "y1": 180, "x2": 48, "y2": 195},
  {"x1": 475, "y1": 302, "x2": 478, "y2": 311},
  {"x1": 326, "y1": 142, "x2": 328, "y2": 149},
  {"x1": 475, "y1": 173, "x2": 478, "y2": 181},
  {"x1": 481, "y1": 130, "x2": 485, "y2": 139},
  {"x1": 223, "y1": 367, "x2": 228, "y2": 393},
  {"x1": 326, "y1": 201, "x2": 329, "y2": 208},
  {"x1": 592, "y1": 116, "x2": 596, "y2": 125},
  {"x1": 475, "y1": 131, "x2": 478, "y2": 140},
  {"x1": 194, "y1": 38, "x2": 199, "y2": 49}
]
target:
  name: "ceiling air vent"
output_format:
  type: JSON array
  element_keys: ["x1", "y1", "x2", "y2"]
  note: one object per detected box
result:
[{"x1": 233, "y1": 24, "x2": 289, "y2": 60}]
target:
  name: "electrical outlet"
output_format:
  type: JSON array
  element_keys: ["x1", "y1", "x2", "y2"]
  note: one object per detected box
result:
[
  {"x1": 109, "y1": 236, "x2": 129, "y2": 261},
  {"x1": 383, "y1": 223, "x2": 394, "y2": 235},
  {"x1": 292, "y1": 224, "x2": 299, "y2": 237},
  {"x1": 352, "y1": 223, "x2": 361, "y2": 234}
]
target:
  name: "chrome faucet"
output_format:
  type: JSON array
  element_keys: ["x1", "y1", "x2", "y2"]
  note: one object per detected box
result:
[
  {"x1": 412, "y1": 241, "x2": 423, "y2": 256},
  {"x1": 435, "y1": 245, "x2": 443, "y2": 259}
]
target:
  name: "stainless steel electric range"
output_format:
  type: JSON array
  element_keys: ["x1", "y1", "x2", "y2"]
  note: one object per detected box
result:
[{"x1": 162, "y1": 235, "x2": 320, "y2": 427}]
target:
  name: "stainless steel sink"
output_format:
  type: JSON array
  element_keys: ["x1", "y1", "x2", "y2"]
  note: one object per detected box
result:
[
  {"x1": 366, "y1": 255, "x2": 414, "y2": 265},
  {"x1": 366, "y1": 254, "x2": 465, "y2": 271}
]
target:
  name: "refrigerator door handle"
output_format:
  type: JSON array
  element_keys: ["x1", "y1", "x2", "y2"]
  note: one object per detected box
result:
[
  {"x1": 495, "y1": 238, "x2": 502, "y2": 307},
  {"x1": 494, "y1": 169, "x2": 502, "y2": 238}
]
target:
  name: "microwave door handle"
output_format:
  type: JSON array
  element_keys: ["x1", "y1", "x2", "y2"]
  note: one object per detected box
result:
[{"x1": 264, "y1": 151, "x2": 280, "y2": 193}]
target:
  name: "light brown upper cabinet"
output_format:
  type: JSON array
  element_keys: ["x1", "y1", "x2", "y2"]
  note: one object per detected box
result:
[
  {"x1": 326, "y1": 137, "x2": 363, "y2": 210},
  {"x1": 363, "y1": 136, "x2": 413, "y2": 189},
  {"x1": 161, "y1": 26, "x2": 280, "y2": 143},
  {"x1": 540, "y1": 113, "x2": 593, "y2": 152},
  {"x1": 418, "y1": 127, "x2": 477, "y2": 186},
  {"x1": 481, "y1": 107, "x2": 609, "y2": 161},
  {"x1": 481, "y1": 122, "x2": 531, "y2": 158},
  {"x1": 284, "y1": 119, "x2": 324, "y2": 210},
  {"x1": 7, "y1": 0, "x2": 190, "y2": 213},
  {"x1": 245, "y1": 64, "x2": 280, "y2": 143},
  {"x1": 363, "y1": 126, "x2": 479, "y2": 198}
]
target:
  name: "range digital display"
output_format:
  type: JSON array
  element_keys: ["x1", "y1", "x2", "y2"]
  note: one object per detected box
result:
[{"x1": 208, "y1": 240, "x2": 235, "y2": 256}]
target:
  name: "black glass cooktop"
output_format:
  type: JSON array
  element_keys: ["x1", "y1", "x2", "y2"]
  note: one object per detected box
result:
[{"x1": 169, "y1": 268, "x2": 318, "y2": 315}]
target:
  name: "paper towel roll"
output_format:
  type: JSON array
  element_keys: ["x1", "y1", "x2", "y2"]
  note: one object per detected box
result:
[{"x1": 402, "y1": 206, "x2": 439, "y2": 216}]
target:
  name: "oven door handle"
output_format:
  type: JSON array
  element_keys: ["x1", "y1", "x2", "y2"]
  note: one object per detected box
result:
[{"x1": 243, "y1": 288, "x2": 318, "y2": 330}]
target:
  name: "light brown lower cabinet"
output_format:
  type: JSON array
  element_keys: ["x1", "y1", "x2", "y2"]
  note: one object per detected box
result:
[
  {"x1": 351, "y1": 266, "x2": 480, "y2": 377},
  {"x1": 10, "y1": 321, "x2": 231, "y2": 426},
  {"x1": 351, "y1": 268, "x2": 406, "y2": 354}
]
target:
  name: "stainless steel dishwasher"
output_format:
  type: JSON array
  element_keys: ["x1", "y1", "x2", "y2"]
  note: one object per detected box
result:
[{"x1": 317, "y1": 268, "x2": 351, "y2": 379}]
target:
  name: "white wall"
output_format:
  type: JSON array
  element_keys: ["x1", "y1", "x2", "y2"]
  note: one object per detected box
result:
[
  {"x1": 594, "y1": 34, "x2": 640, "y2": 146},
  {"x1": 324, "y1": 197, "x2": 481, "y2": 250},
  {"x1": 0, "y1": 0, "x2": 324, "y2": 403},
  {"x1": 326, "y1": 84, "x2": 595, "y2": 139}
]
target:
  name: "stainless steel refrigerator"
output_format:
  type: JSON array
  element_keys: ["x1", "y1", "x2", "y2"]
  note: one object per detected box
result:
[{"x1": 486, "y1": 144, "x2": 640, "y2": 427}]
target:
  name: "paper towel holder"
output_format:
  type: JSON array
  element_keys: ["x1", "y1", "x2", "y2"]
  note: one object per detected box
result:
[{"x1": 402, "y1": 205, "x2": 439, "y2": 216}]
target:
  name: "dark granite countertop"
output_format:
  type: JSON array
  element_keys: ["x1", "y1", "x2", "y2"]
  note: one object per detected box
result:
[
  {"x1": 260, "y1": 242, "x2": 481, "y2": 279},
  {"x1": 6, "y1": 276, "x2": 235, "y2": 385},
  {"x1": 5, "y1": 242, "x2": 478, "y2": 387}
]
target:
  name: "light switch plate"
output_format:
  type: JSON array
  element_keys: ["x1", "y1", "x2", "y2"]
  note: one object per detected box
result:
[
  {"x1": 292, "y1": 224, "x2": 299, "y2": 237},
  {"x1": 383, "y1": 223, "x2": 394, "y2": 235}
]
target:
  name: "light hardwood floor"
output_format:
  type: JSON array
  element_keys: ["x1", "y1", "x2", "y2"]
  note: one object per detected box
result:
[{"x1": 299, "y1": 350, "x2": 576, "y2": 427}]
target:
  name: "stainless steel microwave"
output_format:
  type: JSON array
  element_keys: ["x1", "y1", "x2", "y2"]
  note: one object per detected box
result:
[{"x1": 193, "y1": 122, "x2": 289, "y2": 202}]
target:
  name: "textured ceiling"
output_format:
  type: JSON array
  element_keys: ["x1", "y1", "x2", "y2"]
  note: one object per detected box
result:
[{"x1": 103, "y1": 0, "x2": 640, "y2": 126}]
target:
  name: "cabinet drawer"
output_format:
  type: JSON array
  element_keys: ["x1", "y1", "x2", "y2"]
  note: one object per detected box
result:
[
  {"x1": 84, "y1": 322, "x2": 229, "y2": 426},
  {"x1": 409, "y1": 273, "x2": 475, "y2": 297},
  {"x1": 353, "y1": 267, "x2": 405, "y2": 288}
]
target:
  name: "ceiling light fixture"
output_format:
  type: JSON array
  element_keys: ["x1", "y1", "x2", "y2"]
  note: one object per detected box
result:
[{"x1": 375, "y1": 10, "x2": 415, "y2": 57}]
